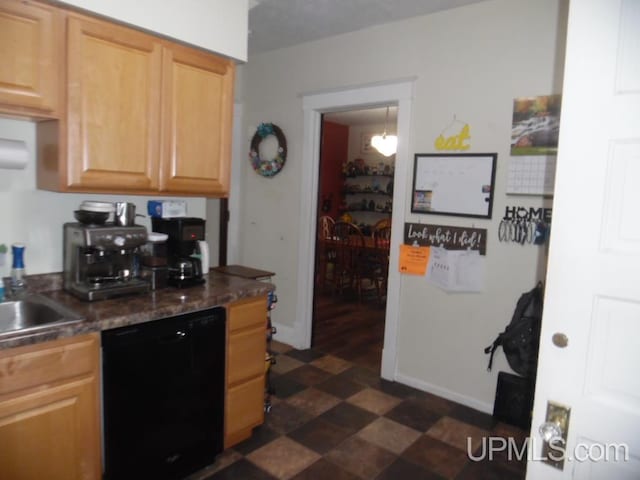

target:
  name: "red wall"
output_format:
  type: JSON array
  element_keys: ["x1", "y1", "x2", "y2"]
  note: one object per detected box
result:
[{"x1": 318, "y1": 120, "x2": 349, "y2": 220}]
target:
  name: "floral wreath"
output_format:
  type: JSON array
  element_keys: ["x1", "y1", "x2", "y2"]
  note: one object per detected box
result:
[{"x1": 249, "y1": 123, "x2": 287, "y2": 177}]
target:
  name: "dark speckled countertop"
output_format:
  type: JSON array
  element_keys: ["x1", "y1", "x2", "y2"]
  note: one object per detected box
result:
[{"x1": 0, "y1": 271, "x2": 275, "y2": 351}]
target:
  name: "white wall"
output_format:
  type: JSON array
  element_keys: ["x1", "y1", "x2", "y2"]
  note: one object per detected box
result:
[
  {"x1": 205, "y1": 198, "x2": 220, "y2": 268},
  {"x1": 204, "y1": 73, "x2": 250, "y2": 269},
  {"x1": 0, "y1": 118, "x2": 206, "y2": 277},
  {"x1": 239, "y1": 0, "x2": 567, "y2": 411},
  {"x1": 346, "y1": 122, "x2": 397, "y2": 167},
  {"x1": 57, "y1": 0, "x2": 248, "y2": 61}
]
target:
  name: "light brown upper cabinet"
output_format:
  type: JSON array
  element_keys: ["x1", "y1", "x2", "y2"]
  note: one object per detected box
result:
[
  {"x1": 0, "y1": 0, "x2": 61, "y2": 118},
  {"x1": 37, "y1": 11, "x2": 234, "y2": 197},
  {"x1": 63, "y1": 16, "x2": 163, "y2": 192},
  {"x1": 160, "y1": 44, "x2": 234, "y2": 196}
]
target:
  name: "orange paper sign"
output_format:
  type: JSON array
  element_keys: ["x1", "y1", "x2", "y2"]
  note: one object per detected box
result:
[{"x1": 398, "y1": 244, "x2": 430, "y2": 275}]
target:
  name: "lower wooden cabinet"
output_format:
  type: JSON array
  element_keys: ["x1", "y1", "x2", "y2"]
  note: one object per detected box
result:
[
  {"x1": 226, "y1": 375, "x2": 265, "y2": 448},
  {"x1": 225, "y1": 296, "x2": 268, "y2": 448},
  {"x1": 0, "y1": 296, "x2": 268, "y2": 473},
  {"x1": 0, "y1": 334, "x2": 101, "y2": 480}
]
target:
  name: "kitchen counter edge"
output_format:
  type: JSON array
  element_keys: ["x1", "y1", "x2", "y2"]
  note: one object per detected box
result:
[{"x1": 0, "y1": 271, "x2": 275, "y2": 351}]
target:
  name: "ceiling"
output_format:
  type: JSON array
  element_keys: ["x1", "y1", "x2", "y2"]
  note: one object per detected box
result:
[
  {"x1": 248, "y1": 0, "x2": 489, "y2": 55},
  {"x1": 247, "y1": 1, "x2": 489, "y2": 125}
]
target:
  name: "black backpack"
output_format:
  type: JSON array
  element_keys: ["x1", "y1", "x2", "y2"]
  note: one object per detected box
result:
[{"x1": 485, "y1": 282, "x2": 544, "y2": 378}]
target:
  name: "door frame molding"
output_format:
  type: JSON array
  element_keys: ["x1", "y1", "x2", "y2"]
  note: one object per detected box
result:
[{"x1": 296, "y1": 79, "x2": 414, "y2": 379}]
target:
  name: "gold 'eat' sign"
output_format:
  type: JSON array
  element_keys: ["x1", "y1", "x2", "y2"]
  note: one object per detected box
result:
[{"x1": 434, "y1": 123, "x2": 471, "y2": 151}]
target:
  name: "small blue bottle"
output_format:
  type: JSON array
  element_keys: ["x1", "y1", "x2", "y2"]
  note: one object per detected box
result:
[{"x1": 11, "y1": 243, "x2": 26, "y2": 293}]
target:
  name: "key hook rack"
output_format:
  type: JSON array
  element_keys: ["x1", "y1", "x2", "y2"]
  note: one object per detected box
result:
[{"x1": 498, "y1": 206, "x2": 552, "y2": 245}]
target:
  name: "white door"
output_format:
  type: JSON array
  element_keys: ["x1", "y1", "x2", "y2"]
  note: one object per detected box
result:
[{"x1": 528, "y1": 0, "x2": 640, "y2": 479}]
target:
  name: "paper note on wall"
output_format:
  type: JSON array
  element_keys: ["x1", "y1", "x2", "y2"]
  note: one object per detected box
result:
[
  {"x1": 426, "y1": 247, "x2": 452, "y2": 289},
  {"x1": 426, "y1": 247, "x2": 485, "y2": 292},
  {"x1": 452, "y1": 250, "x2": 485, "y2": 292},
  {"x1": 398, "y1": 244, "x2": 430, "y2": 275}
]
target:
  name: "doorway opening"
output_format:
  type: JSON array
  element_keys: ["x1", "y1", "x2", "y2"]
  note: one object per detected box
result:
[
  {"x1": 297, "y1": 79, "x2": 413, "y2": 380},
  {"x1": 312, "y1": 106, "x2": 397, "y2": 371}
]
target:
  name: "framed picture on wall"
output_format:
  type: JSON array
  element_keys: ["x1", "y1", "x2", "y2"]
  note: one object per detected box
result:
[
  {"x1": 510, "y1": 94, "x2": 562, "y2": 156},
  {"x1": 411, "y1": 153, "x2": 497, "y2": 218},
  {"x1": 361, "y1": 132, "x2": 375, "y2": 154}
]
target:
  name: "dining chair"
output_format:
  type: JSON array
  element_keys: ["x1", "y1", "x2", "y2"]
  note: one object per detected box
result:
[
  {"x1": 371, "y1": 217, "x2": 391, "y2": 232},
  {"x1": 331, "y1": 221, "x2": 364, "y2": 296},
  {"x1": 371, "y1": 225, "x2": 392, "y2": 301},
  {"x1": 316, "y1": 216, "x2": 336, "y2": 291},
  {"x1": 318, "y1": 215, "x2": 335, "y2": 240},
  {"x1": 335, "y1": 222, "x2": 383, "y2": 303}
]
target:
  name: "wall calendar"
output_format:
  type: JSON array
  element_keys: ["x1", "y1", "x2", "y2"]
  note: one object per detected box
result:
[{"x1": 506, "y1": 155, "x2": 556, "y2": 196}]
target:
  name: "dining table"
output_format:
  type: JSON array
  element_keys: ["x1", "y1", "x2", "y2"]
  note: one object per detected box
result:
[
  {"x1": 319, "y1": 234, "x2": 389, "y2": 253},
  {"x1": 318, "y1": 233, "x2": 390, "y2": 301}
]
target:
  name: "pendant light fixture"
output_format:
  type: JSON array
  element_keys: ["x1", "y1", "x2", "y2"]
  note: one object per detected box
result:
[{"x1": 371, "y1": 106, "x2": 397, "y2": 157}]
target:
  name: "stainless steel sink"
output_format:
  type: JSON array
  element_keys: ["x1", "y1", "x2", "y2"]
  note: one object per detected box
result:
[{"x1": 0, "y1": 294, "x2": 83, "y2": 337}]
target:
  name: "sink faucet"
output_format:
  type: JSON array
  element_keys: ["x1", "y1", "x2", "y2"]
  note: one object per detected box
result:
[
  {"x1": 0, "y1": 276, "x2": 26, "y2": 301},
  {"x1": 10, "y1": 279, "x2": 27, "y2": 298}
]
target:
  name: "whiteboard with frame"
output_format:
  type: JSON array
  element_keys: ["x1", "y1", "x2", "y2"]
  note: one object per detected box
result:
[{"x1": 411, "y1": 153, "x2": 497, "y2": 219}]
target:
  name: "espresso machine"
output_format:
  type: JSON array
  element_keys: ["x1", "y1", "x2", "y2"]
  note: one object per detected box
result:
[
  {"x1": 151, "y1": 217, "x2": 206, "y2": 288},
  {"x1": 63, "y1": 223, "x2": 149, "y2": 301}
]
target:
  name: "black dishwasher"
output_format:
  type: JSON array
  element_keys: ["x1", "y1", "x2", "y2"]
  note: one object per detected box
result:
[{"x1": 102, "y1": 307, "x2": 225, "y2": 480}]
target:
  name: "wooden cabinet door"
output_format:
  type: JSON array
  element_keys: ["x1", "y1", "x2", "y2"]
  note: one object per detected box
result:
[
  {"x1": 225, "y1": 375, "x2": 265, "y2": 449},
  {"x1": 66, "y1": 16, "x2": 162, "y2": 191},
  {"x1": 0, "y1": 334, "x2": 101, "y2": 480},
  {"x1": 0, "y1": 0, "x2": 60, "y2": 117},
  {"x1": 160, "y1": 43, "x2": 234, "y2": 196},
  {"x1": 0, "y1": 376, "x2": 101, "y2": 480}
]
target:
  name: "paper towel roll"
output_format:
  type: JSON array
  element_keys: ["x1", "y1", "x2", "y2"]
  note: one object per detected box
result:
[
  {"x1": 197, "y1": 240, "x2": 210, "y2": 272},
  {"x1": 0, "y1": 138, "x2": 28, "y2": 169}
]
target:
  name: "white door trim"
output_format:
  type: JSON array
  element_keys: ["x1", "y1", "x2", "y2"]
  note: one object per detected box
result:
[{"x1": 296, "y1": 79, "x2": 414, "y2": 380}]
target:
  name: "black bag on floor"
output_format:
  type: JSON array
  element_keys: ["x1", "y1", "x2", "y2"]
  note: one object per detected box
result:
[
  {"x1": 484, "y1": 282, "x2": 544, "y2": 378},
  {"x1": 493, "y1": 371, "x2": 534, "y2": 429}
]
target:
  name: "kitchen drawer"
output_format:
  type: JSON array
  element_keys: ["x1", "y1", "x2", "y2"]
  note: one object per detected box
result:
[
  {"x1": 227, "y1": 296, "x2": 267, "y2": 332},
  {"x1": 227, "y1": 325, "x2": 265, "y2": 386},
  {"x1": 0, "y1": 334, "x2": 99, "y2": 399},
  {"x1": 225, "y1": 375, "x2": 265, "y2": 447}
]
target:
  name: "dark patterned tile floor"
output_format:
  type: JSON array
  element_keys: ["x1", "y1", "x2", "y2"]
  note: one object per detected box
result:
[{"x1": 185, "y1": 341, "x2": 527, "y2": 480}]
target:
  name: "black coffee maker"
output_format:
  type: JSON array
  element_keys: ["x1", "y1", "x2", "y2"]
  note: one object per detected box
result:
[{"x1": 151, "y1": 217, "x2": 206, "y2": 288}]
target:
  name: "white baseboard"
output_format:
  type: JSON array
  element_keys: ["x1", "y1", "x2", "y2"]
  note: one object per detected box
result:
[
  {"x1": 271, "y1": 322, "x2": 492, "y2": 414},
  {"x1": 394, "y1": 372, "x2": 493, "y2": 414}
]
